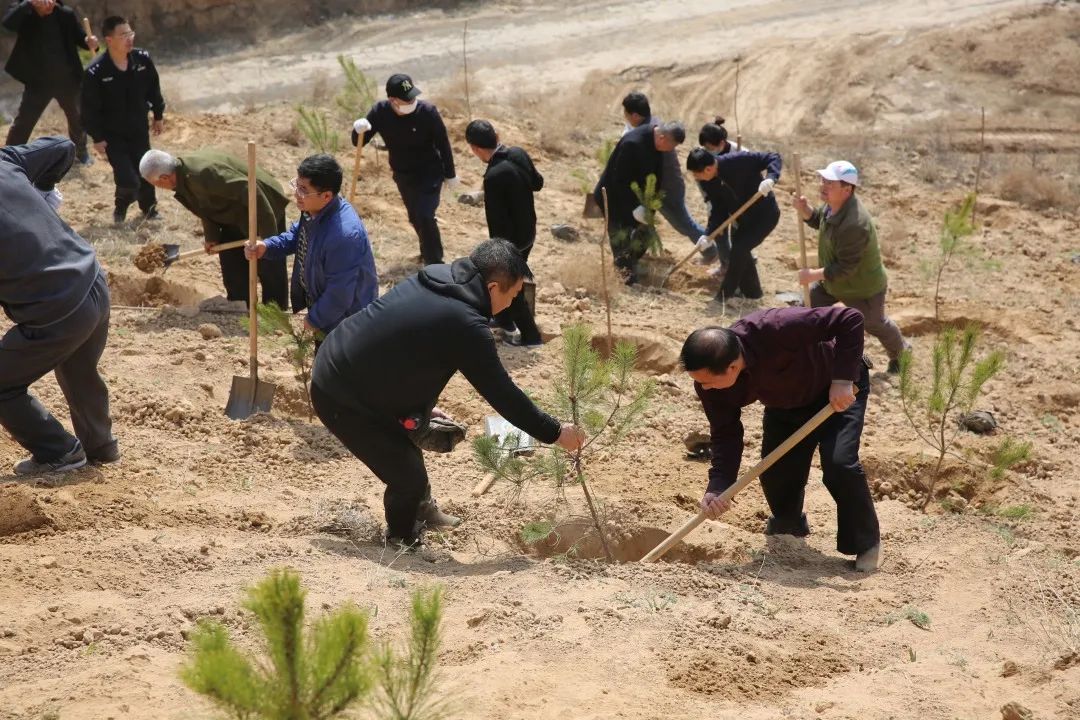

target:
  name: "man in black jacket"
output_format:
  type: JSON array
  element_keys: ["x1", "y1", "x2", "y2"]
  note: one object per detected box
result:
[
  {"x1": 81, "y1": 15, "x2": 164, "y2": 224},
  {"x1": 3, "y1": 0, "x2": 97, "y2": 163},
  {"x1": 465, "y1": 119, "x2": 544, "y2": 347},
  {"x1": 351, "y1": 73, "x2": 458, "y2": 265},
  {"x1": 312, "y1": 239, "x2": 585, "y2": 547},
  {"x1": 0, "y1": 136, "x2": 117, "y2": 475},
  {"x1": 594, "y1": 121, "x2": 685, "y2": 284}
]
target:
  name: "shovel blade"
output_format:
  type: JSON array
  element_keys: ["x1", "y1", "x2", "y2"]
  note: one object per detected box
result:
[
  {"x1": 161, "y1": 244, "x2": 181, "y2": 269},
  {"x1": 225, "y1": 375, "x2": 276, "y2": 420}
]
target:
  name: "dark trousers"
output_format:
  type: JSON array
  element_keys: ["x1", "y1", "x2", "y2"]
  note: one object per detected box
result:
[
  {"x1": 213, "y1": 225, "x2": 289, "y2": 309},
  {"x1": 494, "y1": 244, "x2": 541, "y2": 344},
  {"x1": 0, "y1": 273, "x2": 115, "y2": 463},
  {"x1": 393, "y1": 172, "x2": 443, "y2": 265},
  {"x1": 758, "y1": 362, "x2": 879, "y2": 555},
  {"x1": 5, "y1": 80, "x2": 87, "y2": 156},
  {"x1": 311, "y1": 382, "x2": 428, "y2": 540},
  {"x1": 718, "y1": 205, "x2": 779, "y2": 299},
  {"x1": 810, "y1": 283, "x2": 907, "y2": 361},
  {"x1": 105, "y1": 133, "x2": 156, "y2": 216}
]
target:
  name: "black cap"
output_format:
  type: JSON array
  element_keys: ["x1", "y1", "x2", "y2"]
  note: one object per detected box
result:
[{"x1": 386, "y1": 73, "x2": 421, "y2": 101}]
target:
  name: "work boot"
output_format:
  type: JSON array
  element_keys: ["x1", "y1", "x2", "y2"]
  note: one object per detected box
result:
[
  {"x1": 113, "y1": 208, "x2": 127, "y2": 225},
  {"x1": 764, "y1": 513, "x2": 810, "y2": 538},
  {"x1": 13, "y1": 443, "x2": 87, "y2": 475},
  {"x1": 385, "y1": 534, "x2": 422, "y2": 553},
  {"x1": 86, "y1": 441, "x2": 120, "y2": 465},
  {"x1": 855, "y1": 543, "x2": 882, "y2": 572},
  {"x1": 418, "y1": 498, "x2": 461, "y2": 528}
]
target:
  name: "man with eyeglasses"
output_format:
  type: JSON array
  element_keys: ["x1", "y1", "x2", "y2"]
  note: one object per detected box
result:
[
  {"x1": 81, "y1": 15, "x2": 164, "y2": 225},
  {"x1": 245, "y1": 154, "x2": 378, "y2": 335},
  {"x1": 351, "y1": 73, "x2": 459, "y2": 265},
  {"x1": 3, "y1": 0, "x2": 99, "y2": 165},
  {"x1": 792, "y1": 161, "x2": 910, "y2": 373},
  {"x1": 139, "y1": 148, "x2": 289, "y2": 309}
]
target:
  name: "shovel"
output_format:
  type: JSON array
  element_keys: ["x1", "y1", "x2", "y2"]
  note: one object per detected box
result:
[
  {"x1": 660, "y1": 190, "x2": 765, "y2": 288},
  {"x1": 225, "y1": 141, "x2": 275, "y2": 420},
  {"x1": 162, "y1": 239, "x2": 249, "y2": 270},
  {"x1": 640, "y1": 389, "x2": 857, "y2": 562}
]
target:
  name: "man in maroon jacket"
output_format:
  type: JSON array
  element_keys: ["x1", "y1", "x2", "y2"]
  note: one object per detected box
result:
[{"x1": 680, "y1": 306, "x2": 881, "y2": 571}]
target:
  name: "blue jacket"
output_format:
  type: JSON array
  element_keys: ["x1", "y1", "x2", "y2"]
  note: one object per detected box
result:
[{"x1": 262, "y1": 195, "x2": 378, "y2": 333}]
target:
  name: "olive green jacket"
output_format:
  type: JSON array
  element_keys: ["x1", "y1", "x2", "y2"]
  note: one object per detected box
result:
[
  {"x1": 173, "y1": 151, "x2": 289, "y2": 244},
  {"x1": 807, "y1": 193, "x2": 887, "y2": 300}
]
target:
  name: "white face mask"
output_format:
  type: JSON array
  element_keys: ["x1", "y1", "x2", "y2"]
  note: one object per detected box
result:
[{"x1": 393, "y1": 101, "x2": 418, "y2": 115}]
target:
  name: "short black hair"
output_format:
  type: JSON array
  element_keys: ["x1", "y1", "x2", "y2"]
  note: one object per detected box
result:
[
  {"x1": 686, "y1": 147, "x2": 717, "y2": 172},
  {"x1": 622, "y1": 92, "x2": 651, "y2": 120},
  {"x1": 699, "y1": 117, "x2": 728, "y2": 146},
  {"x1": 464, "y1": 119, "x2": 498, "y2": 150},
  {"x1": 656, "y1": 121, "x2": 686, "y2": 145},
  {"x1": 103, "y1": 16, "x2": 128, "y2": 36},
  {"x1": 298, "y1": 154, "x2": 342, "y2": 195},
  {"x1": 470, "y1": 238, "x2": 533, "y2": 290},
  {"x1": 680, "y1": 327, "x2": 741, "y2": 373}
]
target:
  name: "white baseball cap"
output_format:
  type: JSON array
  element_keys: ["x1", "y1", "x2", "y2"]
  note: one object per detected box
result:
[{"x1": 816, "y1": 160, "x2": 859, "y2": 187}]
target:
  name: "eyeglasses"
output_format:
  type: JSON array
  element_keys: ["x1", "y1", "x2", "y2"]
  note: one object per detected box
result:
[
  {"x1": 289, "y1": 178, "x2": 322, "y2": 199},
  {"x1": 112, "y1": 31, "x2": 135, "y2": 39}
]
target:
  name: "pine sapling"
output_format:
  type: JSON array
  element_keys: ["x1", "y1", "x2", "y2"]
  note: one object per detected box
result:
[
  {"x1": 626, "y1": 172, "x2": 665, "y2": 256},
  {"x1": 256, "y1": 303, "x2": 322, "y2": 420},
  {"x1": 929, "y1": 193, "x2": 977, "y2": 324},
  {"x1": 472, "y1": 323, "x2": 655, "y2": 561},
  {"x1": 371, "y1": 587, "x2": 449, "y2": 720},
  {"x1": 334, "y1": 56, "x2": 377, "y2": 122},
  {"x1": 296, "y1": 105, "x2": 341, "y2": 154}
]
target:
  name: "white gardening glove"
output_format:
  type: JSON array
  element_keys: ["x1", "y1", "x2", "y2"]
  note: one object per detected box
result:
[
  {"x1": 445, "y1": 176, "x2": 462, "y2": 192},
  {"x1": 39, "y1": 187, "x2": 63, "y2": 211},
  {"x1": 632, "y1": 205, "x2": 647, "y2": 224},
  {"x1": 758, "y1": 178, "x2": 775, "y2": 195},
  {"x1": 696, "y1": 235, "x2": 713, "y2": 253},
  {"x1": 353, "y1": 117, "x2": 372, "y2": 134}
]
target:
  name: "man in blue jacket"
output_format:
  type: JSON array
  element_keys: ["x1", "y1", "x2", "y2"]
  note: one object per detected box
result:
[
  {"x1": 247, "y1": 154, "x2": 378, "y2": 335},
  {"x1": 0, "y1": 136, "x2": 117, "y2": 475},
  {"x1": 351, "y1": 73, "x2": 459, "y2": 265}
]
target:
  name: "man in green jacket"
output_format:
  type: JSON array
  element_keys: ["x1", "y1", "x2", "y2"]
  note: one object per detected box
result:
[
  {"x1": 139, "y1": 148, "x2": 288, "y2": 308},
  {"x1": 793, "y1": 161, "x2": 909, "y2": 373}
]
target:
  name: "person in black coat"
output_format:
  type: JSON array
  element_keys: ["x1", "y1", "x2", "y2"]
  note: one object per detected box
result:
[
  {"x1": 465, "y1": 119, "x2": 544, "y2": 346},
  {"x1": 81, "y1": 15, "x2": 164, "y2": 224},
  {"x1": 351, "y1": 73, "x2": 458, "y2": 265},
  {"x1": 594, "y1": 121, "x2": 685, "y2": 284},
  {"x1": 0, "y1": 136, "x2": 117, "y2": 475},
  {"x1": 3, "y1": 0, "x2": 98, "y2": 162},
  {"x1": 687, "y1": 146, "x2": 782, "y2": 302},
  {"x1": 312, "y1": 239, "x2": 585, "y2": 547}
]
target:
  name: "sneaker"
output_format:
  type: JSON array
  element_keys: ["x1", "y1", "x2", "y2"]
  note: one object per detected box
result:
[
  {"x1": 13, "y1": 444, "x2": 87, "y2": 475},
  {"x1": 142, "y1": 208, "x2": 160, "y2": 221},
  {"x1": 418, "y1": 498, "x2": 461, "y2": 528},
  {"x1": 855, "y1": 543, "x2": 882, "y2": 572},
  {"x1": 506, "y1": 334, "x2": 543, "y2": 348}
]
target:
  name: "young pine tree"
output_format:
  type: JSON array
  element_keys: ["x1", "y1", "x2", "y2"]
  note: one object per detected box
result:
[
  {"x1": 296, "y1": 105, "x2": 341, "y2": 154},
  {"x1": 472, "y1": 323, "x2": 655, "y2": 561},
  {"x1": 256, "y1": 303, "x2": 322, "y2": 420}
]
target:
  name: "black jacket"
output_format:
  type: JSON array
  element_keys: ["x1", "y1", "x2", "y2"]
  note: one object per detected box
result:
[
  {"x1": 483, "y1": 145, "x2": 543, "y2": 252},
  {"x1": 351, "y1": 100, "x2": 455, "y2": 180},
  {"x1": 313, "y1": 257, "x2": 561, "y2": 444},
  {"x1": 593, "y1": 123, "x2": 662, "y2": 230},
  {"x1": 81, "y1": 48, "x2": 165, "y2": 142},
  {"x1": 2, "y1": 0, "x2": 87, "y2": 86},
  {"x1": 697, "y1": 150, "x2": 783, "y2": 234},
  {"x1": 0, "y1": 136, "x2": 100, "y2": 327}
]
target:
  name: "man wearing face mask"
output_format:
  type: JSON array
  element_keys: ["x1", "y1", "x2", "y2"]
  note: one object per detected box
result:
[
  {"x1": 311, "y1": 239, "x2": 585, "y2": 548},
  {"x1": 351, "y1": 73, "x2": 458, "y2": 265}
]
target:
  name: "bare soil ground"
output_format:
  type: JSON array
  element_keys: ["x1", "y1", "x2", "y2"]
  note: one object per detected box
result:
[{"x1": 1, "y1": 2, "x2": 1079, "y2": 719}]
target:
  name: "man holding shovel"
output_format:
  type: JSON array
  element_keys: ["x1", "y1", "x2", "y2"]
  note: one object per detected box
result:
[
  {"x1": 244, "y1": 154, "x2": 378, "y2": 335},
  {"x1": 139, "y1": 148, "x2": 289, "y2": 309},
  {"x1": 311, "y1": 239, "x2": 585, "y2": 548},
  {"x1": 0, "y1": 136, "x2": 117, "y2": 474},
  {"x1": 792, "y1": 160, "x2": 910, "y2": 373},
  {"x1": 680, "y1": 306, "x2": 881, "y2": 571}
]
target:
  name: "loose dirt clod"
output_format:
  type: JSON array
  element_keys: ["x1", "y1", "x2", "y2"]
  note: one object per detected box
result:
[
  {"x1": 133, "y1": 244, "x2": 167, "y2": 274},
  {"x1": 0, "y1": 486, "x2": 53, "y2": 537}
]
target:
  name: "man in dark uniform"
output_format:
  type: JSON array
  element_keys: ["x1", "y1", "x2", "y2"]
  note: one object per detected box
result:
[
  {"x1": 3, "y1": 0, "x2": 97, "y2": 164},
  {"x1": 139, "y1": 147, "x2": 289, "y2": 309},
  {"x1": 81, "y1": 15, "x2": 164, "y2": 224},
  {"x1": 594, "y1": 121, "x2": 685, "y2": 284},
  {"x1": 0, "y1": 136, "x2": 117, "y2": 474},
  {"x1": 351, "y1": 73, "x2": 458, "y2": 265},
  {"x1": 680, "y1": 306, "x2": 881, "y2": 571},
  {"x1": 312, "y1": 239, "x2": 584, "y2": 547},
  {"x1": 465, "y1": 119, "x2": 544, "y2": 347}
]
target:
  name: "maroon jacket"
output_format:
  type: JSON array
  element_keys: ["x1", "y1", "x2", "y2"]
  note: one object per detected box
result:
[{"x1": 695, "y1": 306, "x2": 864, "y2": 492}]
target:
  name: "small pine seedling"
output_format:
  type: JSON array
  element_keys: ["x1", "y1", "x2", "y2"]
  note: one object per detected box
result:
[{"x1": 296, "y1": 105, "x2": 341, "y2": 154}]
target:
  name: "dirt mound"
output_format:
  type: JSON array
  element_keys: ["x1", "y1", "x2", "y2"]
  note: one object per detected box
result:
[
  {"x1": 108, "y1": 272, "x2": 207, "y2": 307},
  {"x1": 590, "y1": 330, "x2": 680, "y2": 375},
  {"x1": 133, "y1": 244, "x2": 167, "y2": 274},
  {"x1": 0, "y1": 485, "x2": 53, "y2": 537}
]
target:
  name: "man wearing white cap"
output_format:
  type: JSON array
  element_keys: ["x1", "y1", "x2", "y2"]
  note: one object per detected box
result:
[{"x1": 793, "y1": 161, "x2": 909, "y2": 373}]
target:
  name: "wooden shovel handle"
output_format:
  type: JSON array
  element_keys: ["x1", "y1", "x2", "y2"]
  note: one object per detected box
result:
[
  {"x1": 641, "y1": 389, "x2": 857, "y2": 563},
  {"x1": 793, "y1": 153, "x2": 812, "y2": 308},
  {"x1": 247, "y1": 141, "x2": 259, "y2": 383},
  {"x1": 173, "y1": 239, "x2": 249, "y2": 261},
  {"x1": 665, "y1": 191, "x2": 765, "y2": 280},
  {"x1": 348, "y1": 141, "x2": 362, "y2": 203},
  {"x1": 471, "y1": 474, "x2": 497, "y2": 497},
  {"x1": 81, "y1": 17, "x2": 92, "y2": 38}
]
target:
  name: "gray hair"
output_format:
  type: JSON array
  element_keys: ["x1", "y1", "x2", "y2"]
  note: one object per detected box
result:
[
  {"x1": 139, "y1": 149, "x2": 178, "y2": 182},
  {"x1": 656, "y1": 121, "x2": 686, "y2": 145}
]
